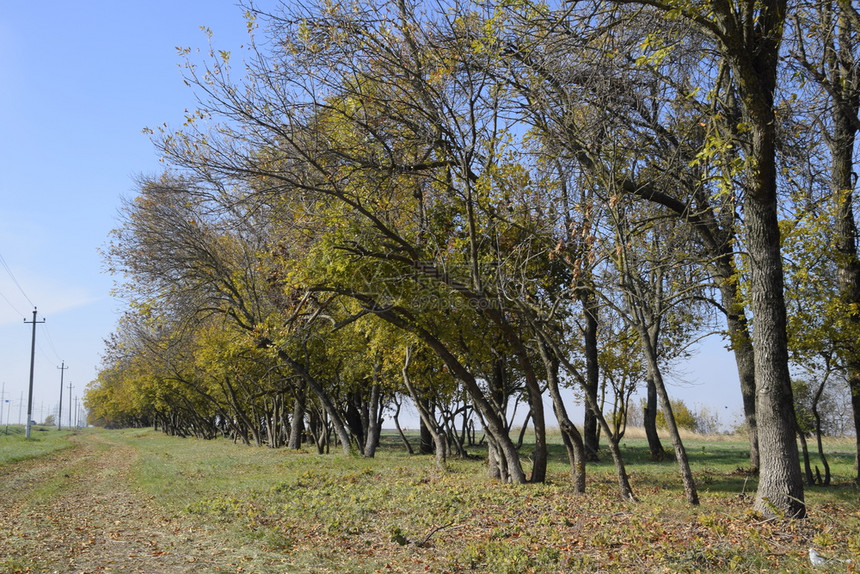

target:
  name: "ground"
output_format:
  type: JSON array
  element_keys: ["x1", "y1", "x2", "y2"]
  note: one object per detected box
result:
[
  {"x1": 0, "y1": 433, "x2": 263, "y2": 573},
  {"x1": 1, "y1": 429, "x2": 857, "y2": 573}
]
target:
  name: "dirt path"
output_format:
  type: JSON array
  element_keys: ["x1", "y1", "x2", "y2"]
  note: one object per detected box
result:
[{"x1": 0, "y1": 433, "x2": 257, "y2": 574}]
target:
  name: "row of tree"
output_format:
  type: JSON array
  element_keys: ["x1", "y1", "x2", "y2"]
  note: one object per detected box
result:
[{"x1": 85, "y1": 0, "x2": 860, "y2": 519}]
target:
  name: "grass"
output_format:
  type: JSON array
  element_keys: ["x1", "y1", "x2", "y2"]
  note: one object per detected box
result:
[
  {"x1": 3, "y1": 427, "x2": 858, "y2": 572},
  {"x1": 0, "y1": 425, "x2": 78, "y2": 465}
]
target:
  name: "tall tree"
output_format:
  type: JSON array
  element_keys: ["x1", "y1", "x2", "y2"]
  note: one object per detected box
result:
[
  {"x1": 790, "y1": 0, "x2": 860, "y2": 480},
  {"x1": 544, "y1": 0, "x2": 805, "y2": 515},
  {"x1": 493, "y1": 1, "x2": 762, "y2": 471}
]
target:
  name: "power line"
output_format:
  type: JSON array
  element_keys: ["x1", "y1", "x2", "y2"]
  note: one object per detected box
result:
[
  {"x1": 0, "y1": 287, "x2": 26, "y2": 317},
  {"x1": 41, "y1": 323, "x2": 63, "y2": 363},
  {"x1": 0, "y1": 249, "x2": 35, "y2": 309}
]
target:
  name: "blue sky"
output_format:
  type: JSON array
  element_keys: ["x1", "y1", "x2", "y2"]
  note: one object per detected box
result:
[
  {"x1": 0, "y1": 1, "x2": 251, "y2": 424},
  {"x1": 0, "y1": 1, "x2": 744, "y2": 430}
]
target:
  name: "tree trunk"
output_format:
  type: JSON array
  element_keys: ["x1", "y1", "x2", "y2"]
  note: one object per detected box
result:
[
  {"x1": 539, "y1": 340, "x2": 585, "y2": 493},
  {"x1": 581, "y1": 288, "x2": 601, "y2": 461},
  {"x1": 502, "y1": 336, "x2": 549, "y2": 482},
  {"x1": 402, "y1": 347, "x2": 447, "y2": 469},
  {"x1": 374, "y1": 309, "x2": 526, "y2": 482},
  {"x1": 419, "y1": 407, "x2": 434, "y2": 454},
  {"x1": 828, "y1": 56, "x2": 860, "y2": 482},
  {"x1": 363, "y1": 382, "x2": 382, "y2": 458},
  {"x1": 643, "y1": 376, "x2": 665, "y2": 461},
  {"x1": 798, "y1": 429, "x2": 814, "y2": 486},
  {"x1": 542, "y1": 334, "x2": 636, "y2": 500},
  {"x1": 288, "y1": 382, "x2": 306, "y2": 450},
  {"x1": 718, "y1": 275, "x2": 761, "y2": 470},
  {"x1": 707, "y1": 0, "x2": 806, "y2": 519},
  {"x1": 391, "y1": 398, "x2": 415, "y2": 455},
  {"x1": 853, "y1": 387, "x2": 860, "y2": 476},
  {"x1": 275, "y1": 347, "x2": 353, "y2": 456},
  {"x1": 811, "y1": 382, "x2": 831, "y2": 486},
  {"x1": 745, "y1": 155, "x2": 806, "y2": 517},
  {"x1": 516, "y1": 410, "x2": 532, "y2": 449},
  {"x1": 639, "y1": 326, "x2": 699, "y2": 505}
]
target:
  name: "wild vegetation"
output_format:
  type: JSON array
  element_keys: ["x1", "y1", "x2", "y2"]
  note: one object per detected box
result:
[{"x1": 86, "y1": 0, "x2": 860, "y2": 524}]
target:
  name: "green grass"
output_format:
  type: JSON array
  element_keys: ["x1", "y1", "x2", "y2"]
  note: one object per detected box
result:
[
  {"x1": 3, "y1": 427, "x2": 858, "y2": 572},
  {"x1": 0, "y1": 425, "x2": 78, "y2": 465},
  {"x1": 112, "y1": 428, "x2": 860, "y2": 572}
]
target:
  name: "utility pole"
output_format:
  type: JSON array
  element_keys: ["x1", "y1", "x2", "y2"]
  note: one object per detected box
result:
[
  {"x1": 57, "y1": 362, "x2": 68, "y2": 431},
  {"x1": 24, "y1": 308, "x2": 46, "y2": 439},
  {"x1": 68, "y1": 382, "x2": 73, "y2": 429},
  {"x1": 0, "y1": 382, "x2": 4, "y2": 426}
]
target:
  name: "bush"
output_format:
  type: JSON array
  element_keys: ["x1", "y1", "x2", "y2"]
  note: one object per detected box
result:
[{"x1": 655, "y1": 399, "x2": 697, "y2": 431}]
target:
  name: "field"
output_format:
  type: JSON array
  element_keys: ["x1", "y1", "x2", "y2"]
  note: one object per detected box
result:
[{"x1": 0, "y1": 427, "x2": 857, "y2": 573}]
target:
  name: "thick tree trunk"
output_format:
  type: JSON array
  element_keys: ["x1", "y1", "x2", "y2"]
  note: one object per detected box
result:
[
  {"x1": 745, "y1": 150, "x2": 806, "y2": 517},
  {"x1": 709, "y1": 0, "x2": 805, "y2": 516}
]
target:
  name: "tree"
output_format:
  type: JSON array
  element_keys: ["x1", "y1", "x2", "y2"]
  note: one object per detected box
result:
[
  {"x1": 402, "y1": 345, "x2": 448, "y2": 469},
  {"x1": 541, "y1": 0, "x2": 806, "y2": 516},
  {"x1": 154, "y1": 0, "x2": 563, "y2": 483},
  {"x1": 492, "y1": 0, "x2": 762, "y2": 472},
  {"x1": 789, "y1": 0, "x2": 860, "y2": 481},
  {"x1": 605, "y1": 198, "x2": 708, "y2": 505}
]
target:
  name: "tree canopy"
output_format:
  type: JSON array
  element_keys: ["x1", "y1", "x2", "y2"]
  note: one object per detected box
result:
[{"x1": 87, "y1": 0, "x2": 860, "y2": 518}]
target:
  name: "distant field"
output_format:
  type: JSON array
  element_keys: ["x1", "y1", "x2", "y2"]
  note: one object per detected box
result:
[{"x1": 1, "y1": 427, "x2": 857, "y2": 573}]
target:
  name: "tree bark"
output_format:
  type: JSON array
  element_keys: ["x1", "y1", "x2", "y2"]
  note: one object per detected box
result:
[{"x1": 745, "y1": 172, "x2": 806, "y2": 517}]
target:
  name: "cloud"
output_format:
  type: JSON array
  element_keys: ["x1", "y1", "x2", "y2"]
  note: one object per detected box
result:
[{"x1": 0, "y1": 275, "x2": 102, "y2": 327}]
